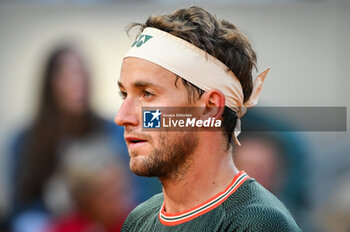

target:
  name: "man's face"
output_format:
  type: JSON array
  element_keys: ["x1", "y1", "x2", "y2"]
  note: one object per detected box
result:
[{"x1": 115, "y1": 57, "x2": 199, "y2": 179}]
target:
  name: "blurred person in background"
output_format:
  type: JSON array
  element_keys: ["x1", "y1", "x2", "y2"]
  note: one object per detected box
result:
[
  {"x1": 317, "y1": 172, "x2": 350, "y2": 232},
  {"x1": 234, "y1": 112, "x2": 313, "y2": 230},
  {"x1": 6, "y1": 45, "x2": 160, "y2": 232},
  {"x1": 310, "y1": 135, "x2": 350, "y2": 232},
  {"x1": 234, "y1": 133, "x2": 287, "y2": 196},
  {"x1": 46, "y1": 141, "x2": 131, "y2": 232}
]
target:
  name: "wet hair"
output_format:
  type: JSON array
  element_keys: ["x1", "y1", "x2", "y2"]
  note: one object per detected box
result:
[{"x1": 128, "y1": 6, "x2": 257, "y2": 147}]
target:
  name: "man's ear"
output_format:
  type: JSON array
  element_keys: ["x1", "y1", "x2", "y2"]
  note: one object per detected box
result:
[{"x1": 201, "y1": 89, "x2": 225, "y2": 120}]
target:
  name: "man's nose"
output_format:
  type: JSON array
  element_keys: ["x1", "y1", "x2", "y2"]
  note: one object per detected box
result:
[{"x1": 114, "y1": 98, "x2": 139, "y2": 127}]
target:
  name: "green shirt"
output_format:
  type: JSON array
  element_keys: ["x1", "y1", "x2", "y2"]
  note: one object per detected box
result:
[{"x1": 122, "y1": 171, "x2": 301, "y2": 232}]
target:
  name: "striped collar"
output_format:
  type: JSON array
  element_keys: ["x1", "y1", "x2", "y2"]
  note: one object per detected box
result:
[{"x1": 159, "y1": 171, "x2": 250, "y2": 226}]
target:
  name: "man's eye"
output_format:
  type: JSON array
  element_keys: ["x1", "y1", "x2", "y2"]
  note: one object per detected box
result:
[
  {"x1": 143, "y1": 90, "x2": 154, "y2": 98},
  {"x1": 119, "y1": 91, "x2": 127, "y2": 100}
]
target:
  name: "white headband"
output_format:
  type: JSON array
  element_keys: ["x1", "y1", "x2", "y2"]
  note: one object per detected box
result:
[{"x1": 124, "y1": 27, "x2": 270, "y2": 146}]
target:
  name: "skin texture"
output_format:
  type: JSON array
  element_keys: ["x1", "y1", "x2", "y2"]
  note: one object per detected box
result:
[
  {"x1": 116, "y1": 57, "x2": 198, "y2": 180},
  {"x1": 115, "y1": 57, "x2": 239, "y2": 214}
]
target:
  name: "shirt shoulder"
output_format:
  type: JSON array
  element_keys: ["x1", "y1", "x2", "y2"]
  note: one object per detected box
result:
[
  {"x1": 222, "y1": 179, "x2": 301, "y2": 232},
  {"x1": 122, "y1": 193, "x2": 163, "y2": 232},
  {"x1": 231, "y1": 204, "x2": 302, "y2": 232}
]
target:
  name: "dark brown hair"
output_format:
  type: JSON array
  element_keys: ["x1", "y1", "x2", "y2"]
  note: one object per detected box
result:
[
  {"x1": 15, "y1": 45, "x2": 100, "y2": 205},
  {"x1": 128, "y1": 6, "x2": 257, "y2": 147}
]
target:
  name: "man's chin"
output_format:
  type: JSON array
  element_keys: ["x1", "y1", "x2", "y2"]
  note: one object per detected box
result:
[{"x1": 129, "y1": 156, "x2": 155, "y2": 177}]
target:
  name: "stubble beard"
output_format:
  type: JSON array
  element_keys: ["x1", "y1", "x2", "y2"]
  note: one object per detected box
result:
[{"x1": 129, "y1": 131, "x2": 198, "y2": 181}]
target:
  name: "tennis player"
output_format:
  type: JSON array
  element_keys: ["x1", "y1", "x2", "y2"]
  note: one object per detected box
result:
[{"x1": 115, "y1": 6, "x2": 301, "y2": 232}]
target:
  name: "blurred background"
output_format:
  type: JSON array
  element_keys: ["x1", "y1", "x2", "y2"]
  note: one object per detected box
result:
[{"x1": 0, "y1": 0, "x2": 349, "y2": 231}]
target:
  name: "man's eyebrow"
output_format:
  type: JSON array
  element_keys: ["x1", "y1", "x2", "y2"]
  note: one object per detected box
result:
[
  {"x1": 117, "y1": 81, "x2": 158, "y2": 89},
  {"x1": 134, "y1": 81, "x2": 154, "y2": 87}
]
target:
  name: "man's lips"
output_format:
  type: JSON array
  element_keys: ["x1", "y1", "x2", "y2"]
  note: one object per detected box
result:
[
  {"x1": 125, "y1": 136, "x2": 149, "y2": 151},
  {"x1": 125, "y1": 136, "x2": 148, "y2": 145}
]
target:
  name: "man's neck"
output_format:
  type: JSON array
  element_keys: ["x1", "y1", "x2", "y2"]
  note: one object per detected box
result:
[{"x1": 160, "y1": 136, "x2": 239, "y2": 214}]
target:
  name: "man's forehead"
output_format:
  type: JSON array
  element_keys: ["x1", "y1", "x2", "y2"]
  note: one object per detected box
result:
[
  {"x1": 119, "y1": 57, "x2": 178, "y2": 87},
  {"x1": 122, "y1": 57, "x2": 176, "y2": 76}
]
